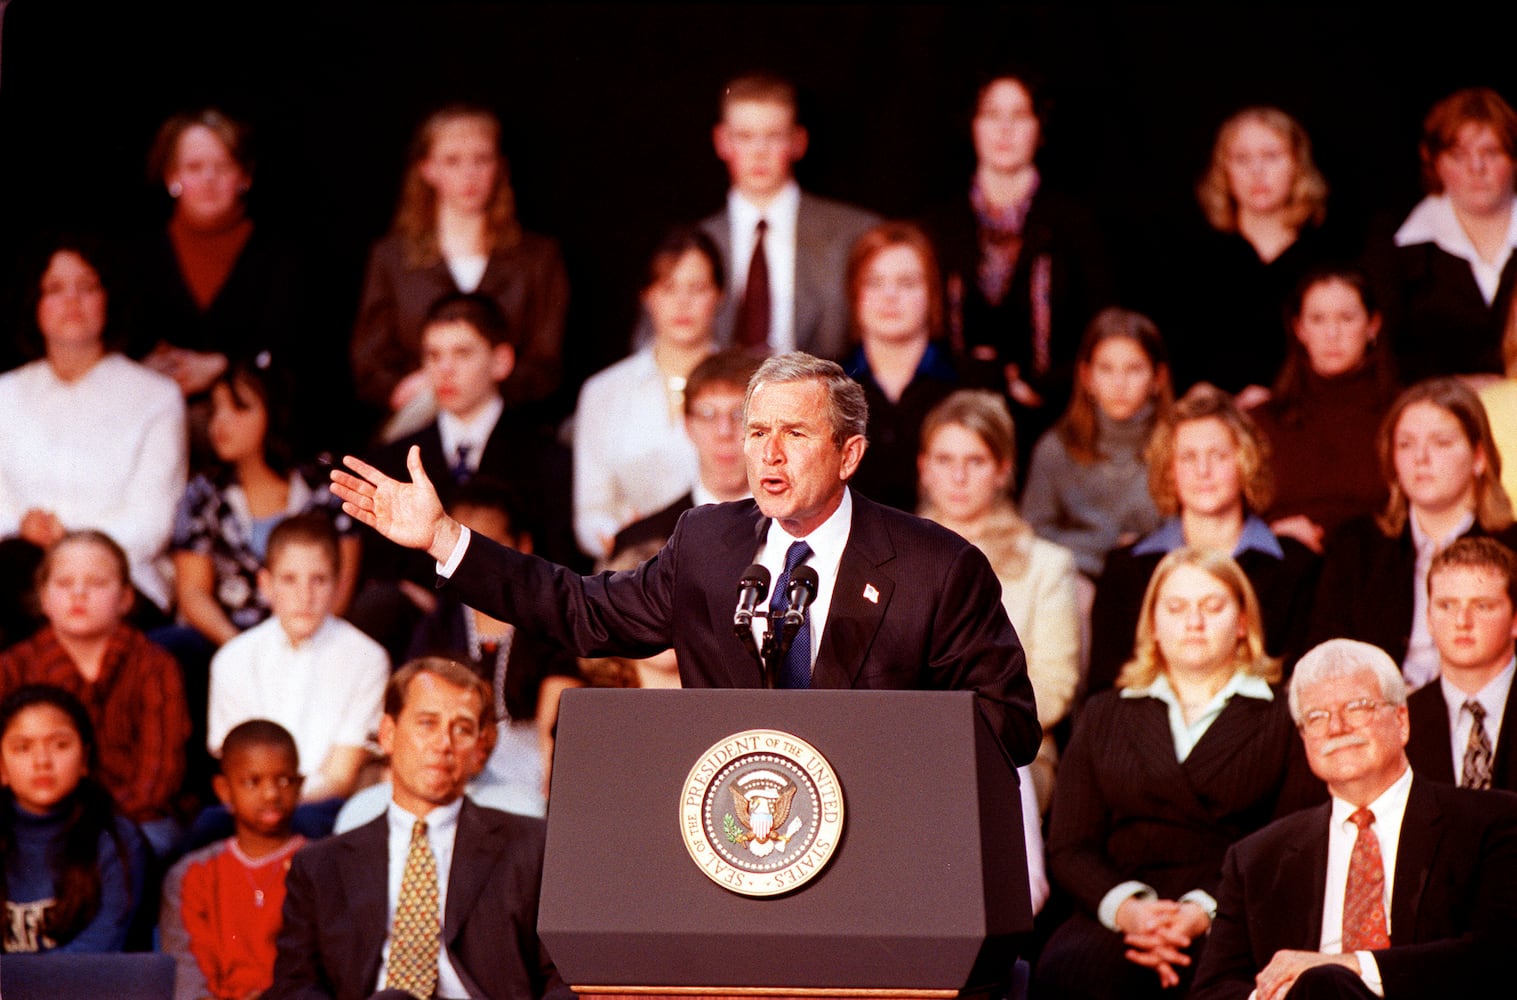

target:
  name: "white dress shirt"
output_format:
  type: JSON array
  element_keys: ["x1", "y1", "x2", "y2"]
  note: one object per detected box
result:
[
  {"x1": 1319, "y1": 765, "x2": 1414, "y2": 997},
  {"x1": 436, "y1": 394, "x2": 503, "y2": 477},
  {"x1": 728, "y1": 181, "x2": 801, "y2": 352},
  {"x1": 1395, "y1": 194, "x2": 1517, "y2": 305},
  {"x1": 380, "y1": 798, "x2": 468, "y2": 998},
  {"x1": 1441, "y1": 658, "x2": 1516, "y2": 782},
  {"x1": 750, "y1": 487, "x2": 853, "y2": 673}
]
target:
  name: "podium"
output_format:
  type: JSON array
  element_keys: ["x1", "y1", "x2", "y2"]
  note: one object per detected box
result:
[{"x1": 540, "y1": 689, "x2": 1032, "y2": 998}]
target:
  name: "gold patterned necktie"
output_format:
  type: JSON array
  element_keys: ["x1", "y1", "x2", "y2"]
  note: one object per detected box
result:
[
  {"x1": 1461, "y1": 699, "x2": 1494, "y2": 790},
  {"x1": 386, "y1": 818, "x2": 440, "y2": 999}
]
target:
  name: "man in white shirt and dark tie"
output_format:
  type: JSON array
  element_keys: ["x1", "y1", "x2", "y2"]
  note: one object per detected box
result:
[{"x1": 1407, "y1": 536, "x2": 1517, "y2": 791}]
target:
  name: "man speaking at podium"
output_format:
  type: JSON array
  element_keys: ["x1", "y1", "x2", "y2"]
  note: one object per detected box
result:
[{"x1": 333, "y1": 352, "x2": 1039, "y2": 764}]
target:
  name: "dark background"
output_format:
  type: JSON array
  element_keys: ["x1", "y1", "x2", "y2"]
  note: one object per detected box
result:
[{"x1": 3, "y1": 2, "x2": 1515, "y2": 438}]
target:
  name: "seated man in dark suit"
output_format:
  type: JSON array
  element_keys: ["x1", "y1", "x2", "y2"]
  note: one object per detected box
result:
[
  {"x1": 332, "y1": 352, "x2": 1040, "y2": 764},
  {"x1": 1190, "y1": 638, "x2": 1517, "y2": 1000},
  {"x1": 268, "y1": 657, "x2": 569, "y2": 1000},
  {"x1": 349, "y1": 291, "x2": 577, "y2": 660},
  {"x1": 609, "y1": 348, "x2": 760, "y2": 562},
  {"x1": 1408, "y1": 536, "x2": 1517, "y2": 791}
]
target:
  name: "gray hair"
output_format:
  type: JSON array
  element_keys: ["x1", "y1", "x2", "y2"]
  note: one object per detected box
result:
[
  {"x1": 743, "y1": 352, "x2": 869, "y2": 446},
  {"x1": 1288, "y1": 639, "x2": 1408, "y2": 722}
]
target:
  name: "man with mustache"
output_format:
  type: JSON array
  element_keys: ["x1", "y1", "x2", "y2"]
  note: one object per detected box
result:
[{"x1": 1190, "y1": 638, "x2": 1517, "y2": 1000}]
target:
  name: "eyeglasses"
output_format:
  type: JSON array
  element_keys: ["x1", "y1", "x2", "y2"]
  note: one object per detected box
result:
[{"x1": 1297, "y1": 698, "x2": 1391, "y2": 737}]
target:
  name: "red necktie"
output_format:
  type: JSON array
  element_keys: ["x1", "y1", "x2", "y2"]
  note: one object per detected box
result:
[
  {"x1": 736, "y1": 219, "x2": 770, "y2": 348},
  {"x1": 1342, "y1": 808, "x2": 1390, "y2": 950}
]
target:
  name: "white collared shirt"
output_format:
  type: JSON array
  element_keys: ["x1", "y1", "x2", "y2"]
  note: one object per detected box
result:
[
  {"x1": 1319, "y1": 766, "x2": 1414, "y2": 997},
  {"x1": 728, "y1": 181, "x2": 801, "y2": 352},
  {"x1": 1441, "y1": 658, "x2": 1516, "y2": 782},
  {"x1": 437, "y1": 394, "x2": 504, "y2": 477},
  {"x1": 381, "y1": 798, "x2": 467, "y2": 998},
  {"x1": 1404, "y1": 511, "x2": 1476, "y2": 690},
  {"x1": 751, "y1": 487, "x2": 854, "y2": 674},
  {"x1": 1395, "y1": 194, "x2": 1517, "y2": 304}
]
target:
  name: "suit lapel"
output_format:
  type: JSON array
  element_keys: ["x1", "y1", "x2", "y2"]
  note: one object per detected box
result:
[
  {"x1": 1493, "y1": 686, "x2": 1517, "y2": 789},
  {"x1": 342, "y1": 817, "x2": 392, "y2": 993},
  {"x1": 813, "y1": 496, "x2": 893, "y2": 688},
  {"x1": 1389, "y1": 778, "x2": 1442, "y2": 942},
  {"x1": 1274, "y1": 807, "x2": 1331, "y2": 951},
  {"x1": 701, "y1": 505, "x2": 770, "y2": 687}
]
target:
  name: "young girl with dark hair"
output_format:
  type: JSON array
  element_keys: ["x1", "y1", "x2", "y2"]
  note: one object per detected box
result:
[{"x1": 0, "y1": 684, "x2": 147, "y2": 952}]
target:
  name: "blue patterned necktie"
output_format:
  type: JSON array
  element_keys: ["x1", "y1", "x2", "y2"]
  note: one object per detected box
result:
[{"x1": 768, "y1": 540, "x2": 813, "y2": 689}]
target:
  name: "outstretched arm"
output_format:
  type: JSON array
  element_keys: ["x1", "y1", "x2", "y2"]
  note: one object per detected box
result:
[{"x1": 331, "y1": 446, "x2": 462, "y2": 563}]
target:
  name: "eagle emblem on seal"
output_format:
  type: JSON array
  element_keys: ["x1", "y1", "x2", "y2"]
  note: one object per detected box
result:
[{"x1": 726, "y1": 769, "x2": 804, "y2": 857}]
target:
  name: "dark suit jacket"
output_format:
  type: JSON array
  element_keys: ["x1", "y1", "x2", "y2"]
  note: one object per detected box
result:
[
  {"x1": 1407, "y1": 679, "x2": 1517, "y2": 792},
  {"x1": 699, "y1": 191, "x2": 879, "y2": 361},
  {"x1": 351, "y1": 231, "x2": 569, "y2": 412},
  {"x1": 1190, "y1": 777, "x2": 1517, "y2": 1000},
  {"x1": 367, "y1": 408, "x2": 579, "y2": 581},
  {"x1": 267, "y1": 800, "x2": 567, "y2": 1000},
  {"x1": 444, "y1": 491, "x2": 1041, "y2": 763},
  {"x1": 609, "y1": 491, "x2": 694, "y2": 562},
  {"x1": 1048, "y1": 689, "x2": 1324, "y2": 912},
  {"x1": 1306, "y1": 517, "x2": 1517, "y2": 664}
]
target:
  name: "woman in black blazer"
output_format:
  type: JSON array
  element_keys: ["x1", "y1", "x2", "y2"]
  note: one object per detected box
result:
[{"x1": 1036, "y1": 548, "x2": 1323, "y2": 1000}]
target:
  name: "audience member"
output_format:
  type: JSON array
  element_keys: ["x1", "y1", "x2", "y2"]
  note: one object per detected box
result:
[
  {"x1": 0, "y1": 531, "x2": 189, "y2": 856},
  {"x1": 207, "y1": 514, "x2": 387, "y2": 818},
  {"x1": 1165, "y1": 107, "x2": 1336, "y2": 399},
  {"x1": 1022, "y1": 307, "x2": 1171, "y2": 579},
  {"x1": 1406, "y1": 537, "x2": 1517, "y2": 791},
  {"x1": 132, "y1": 109, "x2": 303, "y2": 416},
  {"x1": 917, "y1": 390, "x2": 1077, "y2": 811},
  {"x1": 1037, "y1": 548, "x2": 1322, "y2": 999},
  {"x1": 609, "y1": 348, "x2": 761, "y2": 560},
  {"x1": 1250, "y1": 266, "x2": 1399, "y2": 552},
  {"x1": 268, "y1": 658, "x2": 570, "y2": 1000},
  {"x1": 700, "y1": 72, "x2": 879, "y2": 358},
  {"x1": 1477, "y1": 293, "x2": 1517, "y2": 502},
  {"x1": 1367, "y1": 86, "x2": 1517, "y2": 382},
  {"x1": 1089, "y1": 384, "x2": 1318, "y2": 694},
  {"x1": 354, "y1": 291, "x2": 577, "y2": 660},
  {"x1": 922, "y1": 69, "x2": 1113, "y2": 456},
  {"x1": 0, "y1": 684, "x2": 149, "y2": 953},
  {"x1": 160, "y1": 719, "x2": 304, "y2": 1000},
  {"x1": 172, "y1": 359, "x2": 359, "y2": 649},
  {"x1": 843, "y1": 222, "x2": 958, "y2": 513},
  {"x1": 0, "y1": 235, "x2": 187, "y2": 625},
  {"x1": 1191, "y1": 638, "x2": 1517, "y2": 1000},
  {"x1": 408, "y1": 481, "x2": 584, "y2": 814},
  {"x1": 1308, "y1": 378, "x2": 1517, "y2": 688},
  {"x1": 574, "y1": 228, "x2": 722, "y2": 558},
  {"x1": 352, "y1": 103, "x2": 569, "y2": 436}
]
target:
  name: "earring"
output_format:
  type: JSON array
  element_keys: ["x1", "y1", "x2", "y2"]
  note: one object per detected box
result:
[{"x1": 168, "y1": 182, "x2": 182, "y2": 198}]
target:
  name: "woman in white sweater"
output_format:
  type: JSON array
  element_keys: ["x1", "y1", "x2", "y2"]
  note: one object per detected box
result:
[{"x1": 0, "y1": 237, "x2": 187, "y2": 621}]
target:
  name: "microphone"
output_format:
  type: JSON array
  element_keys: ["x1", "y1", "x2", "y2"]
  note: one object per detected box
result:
[
  {"x1": 733, "y1": 564, "x2": 771, "y2": 633},
  {"x1": 782, "y1": 565, "x2": 819, "y2": 630}
]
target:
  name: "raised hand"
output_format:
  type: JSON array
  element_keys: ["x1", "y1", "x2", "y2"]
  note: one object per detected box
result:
[{"x1": 330, "y1": 446, "x2": 461, "y2": 562}]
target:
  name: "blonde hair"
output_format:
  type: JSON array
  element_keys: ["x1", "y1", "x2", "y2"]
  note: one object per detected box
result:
[
  {"x1": 1375, "y1": 378, "x2": 1513, "y2": 537},
  {"x1": 1197, "y1": 107, "x2": 1327, "y2": 233},
  {"x1": 1116, "y1": 547, "x2": 1279, "y2": 690},
  {"x1": 1146, "y1": 384, "x2": 1274, "y2": 517},
  {"x1": 392, "y1": 104, "x2": 521, "y2": 269},
  {"x1": 916, "y1": 390, "x2": 1032, "y2": 577}
]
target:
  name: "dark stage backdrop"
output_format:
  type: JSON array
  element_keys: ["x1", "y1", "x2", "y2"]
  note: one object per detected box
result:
[{"x1": 2, "y1": 2, "x2": 1515, "y2": 441}]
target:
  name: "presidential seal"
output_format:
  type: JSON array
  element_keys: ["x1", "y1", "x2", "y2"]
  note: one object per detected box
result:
[{"x1": 679, "y1": 729, "x2": 844, "y2": 897}]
